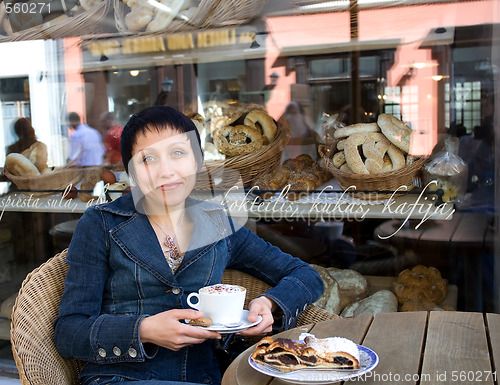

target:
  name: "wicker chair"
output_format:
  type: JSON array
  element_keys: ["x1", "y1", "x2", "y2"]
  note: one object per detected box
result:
[{"x1": 11, "y1": 249, "x2": 335, "y2": 385}]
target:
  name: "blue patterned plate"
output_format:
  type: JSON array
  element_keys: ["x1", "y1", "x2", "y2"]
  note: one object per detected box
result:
[{"x1": 248, "y1": 344, "x2": 378, "y2": 384}]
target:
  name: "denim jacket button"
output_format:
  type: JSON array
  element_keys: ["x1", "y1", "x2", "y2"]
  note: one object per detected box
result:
[
  {"x1": 113, "y1": 346, "x2": 122, "y2": 356},
  {"x1": 128, "y1": 347, "x2": 137, "y2": 358},
  {"x1": 172, "y1": 288, "x2": 181, "y2": 295},
  {"x1": 98, "y1": 348, "x2": 107, "y2": 358}
]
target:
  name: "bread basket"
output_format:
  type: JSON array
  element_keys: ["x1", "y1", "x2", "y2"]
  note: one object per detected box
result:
[
  {"x1": 318, "y1": 144, "x2": 427, "y2": 200},
  {"x1": 3, "y1": 166, "x2": 84, "y2": 198},
  {"x1": 0, "y1": 0, "x2": 112, "y2": 42},
  {"x1": 114, "y1": 0, "x2": 267, "y2": 35},
  {"x1": 195, "y1": 115, "x2": 290, "y2": 190}
]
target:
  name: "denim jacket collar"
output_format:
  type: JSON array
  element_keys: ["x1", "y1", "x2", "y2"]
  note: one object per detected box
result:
[{"x1": 95, "y1": 190, "x2": 231, "y2": 281}]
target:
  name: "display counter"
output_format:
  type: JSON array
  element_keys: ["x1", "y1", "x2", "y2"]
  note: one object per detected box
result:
[{"x1": 0, "y1": 180, "x2": 454, "y2": 221}]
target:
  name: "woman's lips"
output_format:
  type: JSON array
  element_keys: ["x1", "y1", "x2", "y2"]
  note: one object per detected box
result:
[{"x1": 159, "y1": 182, "x2": 182, "y2": 191}]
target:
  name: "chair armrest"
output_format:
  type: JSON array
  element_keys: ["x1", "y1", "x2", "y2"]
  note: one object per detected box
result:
[{"x1": 297, "y1": 304, "x2": 338, "y2": 327}]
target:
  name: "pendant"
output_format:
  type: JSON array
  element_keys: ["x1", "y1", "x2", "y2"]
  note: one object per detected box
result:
[{"x1": 164, "y1": 235, "x2": 180, "y2": 259}]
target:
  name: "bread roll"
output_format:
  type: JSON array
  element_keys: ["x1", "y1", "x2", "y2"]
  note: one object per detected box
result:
[
  {"x1": 392, "y1": 265, "x2": 447, "y2": 305},
  {"x1": 311, "y1": 264, "x2": 342, "y2": 314},
  {"x1": 21, "y1": 142, "x2": 48, "y2": 173},
  {"x1": 340, "y1": 290, "x2": 398, "y2": 317},
  {"x1": 328, "y1": 268, "x2": 370, "y2": 310},
  {"x1": 5, "y1": 153, "x2": 40, "y2": 177}
]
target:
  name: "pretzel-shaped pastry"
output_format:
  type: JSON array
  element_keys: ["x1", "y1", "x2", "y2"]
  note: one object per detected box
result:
[
  {"x1": 146, "y1": 0, "x2": 185, "y2": 32},
  {"x1": 210, "y1": 114, "x2": 239, "y2": 134},
  {"x1": 244, "y1": 110, "x2": 277, "y2": 142},
  {"x1": 332, "y1": 151, "x2": 346, "y2": 168},
  {"x1": 125, "y1": 2, "x2": 154, "y2": 31},
  {"x1": 377, "y1": 114, "x2": 412, "y2": 153},
  {"x1": 339, "y1": 163, "x2": 352, "y2": 173},
  {"x1": 213, "y1": 125, "x2": 263, "y2": 156},
  {"x1": 344, "y1": 133, "x2": 405, "y2": 174},
  {"x1": 334, "y1": 122, "x2": 379, "y2": 139}
]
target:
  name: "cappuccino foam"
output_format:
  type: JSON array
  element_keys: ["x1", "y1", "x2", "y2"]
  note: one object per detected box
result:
[{"x1": 202, "y1": 284, "x2": 244, "y2": 294}]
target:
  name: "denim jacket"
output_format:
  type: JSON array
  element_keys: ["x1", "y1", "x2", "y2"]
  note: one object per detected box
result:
[{"x1": 54, "y1": 191, "x2": 323, "y2": 384}]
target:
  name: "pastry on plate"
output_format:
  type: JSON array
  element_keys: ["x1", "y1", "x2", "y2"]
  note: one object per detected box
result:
[{"x1": 251, "y1": 335, "x2": 360, "y2": 372}]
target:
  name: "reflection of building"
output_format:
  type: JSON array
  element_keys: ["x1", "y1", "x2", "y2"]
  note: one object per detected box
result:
[
  {"x1": 69, "y1": 0, "x2": 497, "y2": 159},
  {"x1": 2, "y1": 2, "x2": 495, "y2": 161},
  {"x1": 264, "y1": 1, "x2": 497, "y2": 155}
]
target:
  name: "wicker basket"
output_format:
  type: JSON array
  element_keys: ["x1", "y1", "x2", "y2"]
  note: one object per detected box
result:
[
  {"x1": 195, "y1": 115, "x2": 290, "y2": 190},
  {"x1": 4, "y1": 166, "x2": 83, "y2": 198},
  {"x1": 221, "y1": 269, "x2": 338, "y2": 326},
  {"x1": 199, "y1": 0, "x2": 267, "y2": 28},
  {"x1": 114, "y1": 0, "x2": 267, "y2": 35},
  {"x1": 288, "y1": 0, "x2": 333, "y2": 6},
  {"x1": 0, "y1": 0, "x2": 111, "y2": 42},
  {"x1": 318, "y1": 144, "x2": 427, "y2": 200}
]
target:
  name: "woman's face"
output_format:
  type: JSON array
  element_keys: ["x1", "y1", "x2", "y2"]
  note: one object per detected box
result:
[{"x1": 130, "y1": 128, "x2": 198, "y2": 210}]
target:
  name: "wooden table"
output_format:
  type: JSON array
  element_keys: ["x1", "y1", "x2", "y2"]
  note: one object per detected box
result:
[
  {"x1": 222, "y1": 311, "x2": 500, "y2": 385},
  {"x1": 374, "y1": 213, "x2": 494, "y2": 311}
]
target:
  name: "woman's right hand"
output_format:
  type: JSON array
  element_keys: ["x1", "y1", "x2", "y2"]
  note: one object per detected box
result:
[{"x1": 139, "y1": 309, "x2": 221, "y2": 351}]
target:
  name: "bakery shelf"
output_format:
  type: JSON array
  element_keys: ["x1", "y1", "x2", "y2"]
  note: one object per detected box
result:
[{"x1": 0, "y1": 185, "x2": 454, "y2": 220}]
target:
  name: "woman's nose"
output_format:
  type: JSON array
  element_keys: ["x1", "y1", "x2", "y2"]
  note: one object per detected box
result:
[{"x1": 158, "y1": 157, "x2": 175, "y2": 178}]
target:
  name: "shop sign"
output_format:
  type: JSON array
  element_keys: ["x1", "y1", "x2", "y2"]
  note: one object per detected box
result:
[{"x1": 84, "y1": 28, "x2": 258, "y2": 58}]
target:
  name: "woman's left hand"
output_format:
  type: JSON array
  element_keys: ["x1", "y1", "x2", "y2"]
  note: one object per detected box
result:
[{"x1": 239, "y1": 296, "x2": 275, "y2": 336}]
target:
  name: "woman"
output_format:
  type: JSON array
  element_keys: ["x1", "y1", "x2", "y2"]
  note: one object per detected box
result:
[
  {"x1": 6, "y1": 117, "x2": 39, "y2": 155},
  {"x1": 54, "y1": 106, "x2": 323, "y2": 385},
  {"x1": 282, "y1": 102, "x2": 319, "y2": 161}
]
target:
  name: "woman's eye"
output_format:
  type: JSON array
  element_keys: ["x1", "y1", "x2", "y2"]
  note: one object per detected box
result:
[
  {"x1": 142, "y1": 155, "x2": 155, "y2": 163},
  {"x1": 172, "y1": 150, "x2": 186, "y2": 157}
]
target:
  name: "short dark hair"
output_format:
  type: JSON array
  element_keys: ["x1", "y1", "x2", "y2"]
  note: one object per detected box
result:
[
  {"x1": 121, "y1": 105, "x2": 203, "y2": 173},
  {"x1": 68, "y1": 112, "x2": 81, "y2": 125}
]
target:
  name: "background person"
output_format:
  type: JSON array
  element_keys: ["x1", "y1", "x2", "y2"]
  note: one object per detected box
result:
[
  {"x1": 100, "y1": 111, "x2": 124, "y2": 165},
  {"x1": 282, "y1": 101, "x2": 319, "y2": 160},
  {"x1": 67, "y1": 112, "x2": 105, "y2": 166},
  {"x1": 6, "y1": 117, "x2": 41, "y2": 155},
  {"x1": 54, "y1": 106, "x2": 323, "y2": 385}
]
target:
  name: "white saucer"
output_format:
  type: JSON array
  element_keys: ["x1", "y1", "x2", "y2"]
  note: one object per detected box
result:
[{"x1": 186, "y1": 310, "x2": 262, "y2": 333}]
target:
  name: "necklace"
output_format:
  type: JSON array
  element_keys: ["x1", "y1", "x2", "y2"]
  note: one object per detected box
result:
[{"x1": 147, "y1": 211, "x2": 185, "y2": 272}]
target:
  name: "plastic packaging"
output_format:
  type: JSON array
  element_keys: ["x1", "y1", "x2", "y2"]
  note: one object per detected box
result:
[
  {"x1": 423, "y1": 137, "x2": 468, "y2": 202},
  {"x1": 318, "y1": 113, "x2": 345, "y2": 145}
]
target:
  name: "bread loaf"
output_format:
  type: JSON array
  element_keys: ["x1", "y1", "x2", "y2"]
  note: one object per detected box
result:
[
  {"x1": 311, "y1": 265, "x2": 342, "y2": 314},
  {"x1": 5, "y1": 153, "x2": 40, "y2": 177},
  {"x1": 328, "y1": 268, "x2": 370, "y2": 310},
  {"x1": 21, "y1": 141, "x2": 48, "y2": 173},
  {"x1": 341, "y1": 290, "x2": 398, "y2": 317}
]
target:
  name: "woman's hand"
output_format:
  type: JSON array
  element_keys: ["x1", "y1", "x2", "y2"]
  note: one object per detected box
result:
[
  {"x1": 140, "y1": 309, "x2": 221, "y2": 351},
  {"x1": 239, "y1": 296, "x2": 276, "y2": 336}
]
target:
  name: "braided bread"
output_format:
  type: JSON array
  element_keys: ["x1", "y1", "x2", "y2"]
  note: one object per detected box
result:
[{"x1": 253, "y1": 154, "x2": 331, "y2": 200}]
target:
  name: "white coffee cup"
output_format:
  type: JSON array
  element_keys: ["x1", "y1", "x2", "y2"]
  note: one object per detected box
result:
[{"x1": 187, "y1": 284, "x2": 246, "y2": 325}]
